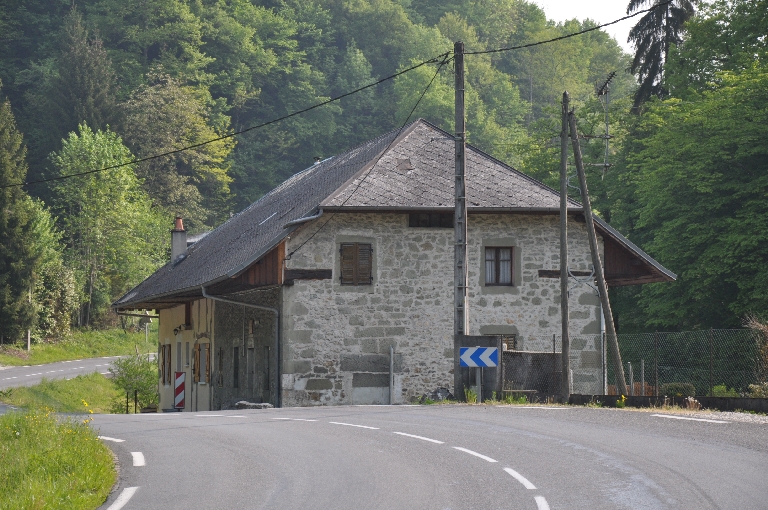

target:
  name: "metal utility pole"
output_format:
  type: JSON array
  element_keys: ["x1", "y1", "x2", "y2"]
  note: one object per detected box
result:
[
  {"x1": 560, "y1": 92, "x2": 571, "y2": 401},
  {"x1": 568, "y1": 111, "x2": 628, "y2": 396},
  {"x1": 454, "y1": 41, "x2": 468, "y2": 339}
]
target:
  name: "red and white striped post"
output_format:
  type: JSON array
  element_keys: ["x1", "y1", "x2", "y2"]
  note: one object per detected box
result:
[{"x1": 174, "y1": 372, "x2": 185, "y2": 410}]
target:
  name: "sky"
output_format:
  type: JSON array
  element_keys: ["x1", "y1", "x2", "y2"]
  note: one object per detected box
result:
[{"x1": 534, "y1": 0, "x2": 637, "y2": 54}]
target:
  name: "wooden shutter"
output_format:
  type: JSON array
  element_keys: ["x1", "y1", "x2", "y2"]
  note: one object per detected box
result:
[
  {"x1": 205, "y1": 344, "x2": 211, "y2": 384},
  {"x1": 357, "y1": 244, "x2": 372, "y2": 284},
  {"x1": 159, "y1": 344, "x2": 165, "y2": 385},
  {"x1": 340, "y1": 244, "x2": 356, "y2": 285},
  {"x1": 162, "y1": 344, "x2": 171, "y2": 385},
  {"x1": 193, "y1": 344, "x2": 201, "y2": 383},
  {"x1": 340, "y1": 243, "x2": 372, "y2": 285}
]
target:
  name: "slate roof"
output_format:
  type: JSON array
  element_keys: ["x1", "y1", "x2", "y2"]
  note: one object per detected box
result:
[{"x1": 114, "y1": 119, "x2": 673, "y2": 309}]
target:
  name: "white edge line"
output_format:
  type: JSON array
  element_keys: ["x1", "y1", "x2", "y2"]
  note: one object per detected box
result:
[
  {"x1": 393, "y1": 432, "x2": 444, "y2": 444},
  {"x1": 651, "y1": 414, "x2": 727, "y2": 424},
  {"x1": 453, "y1": 447, "x2": 497, "y2": 463},
  {"x1": 131, "y1": 452, "x2": 146, "y2": 467},
  {"x1": 271, "y1": 417, "x2": 292, "y2": 420},
  {"x1": 195, "y1": 414, "x2": 225, "y2": 417},
  {"x1": 504, "y1": 467, "x2": 537, "y2": 489},
  {"x1": 106, "y1": 487, "x2": 139, "y2": 510},
  {"x1": 226, "y1": 415, "x2": 247, "y2": 418},
  {"x1": 329, "y1": 421, "x2": 379, "y2": 430},
  {"x1": 98, "y1": 436, "x2": 126, "y2": 443},
  {"x1": 535, "y1": 495, "x2": 550, "y2": 510},
  {"x1": 293, "y1": 418, "x2": 318, "y2": 422}
]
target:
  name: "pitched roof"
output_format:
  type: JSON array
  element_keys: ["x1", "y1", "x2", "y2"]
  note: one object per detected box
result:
[{"x1": 114, "y1": 119, "x2": 673, "y2": 309}]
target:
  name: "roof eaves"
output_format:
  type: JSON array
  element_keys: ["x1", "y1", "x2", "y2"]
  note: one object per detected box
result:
[{"x1": 594, "y1": 216, "x2": 677, "y2": 281}]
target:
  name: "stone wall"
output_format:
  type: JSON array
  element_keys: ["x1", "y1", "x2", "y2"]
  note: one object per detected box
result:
[{"x1": 281, "y1": 212, "x2": 603, "y2": 405}]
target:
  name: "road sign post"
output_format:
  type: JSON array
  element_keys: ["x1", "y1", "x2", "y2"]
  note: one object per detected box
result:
[{"x1": 460, "y1": 347, "x2": 498, "y2": 403}]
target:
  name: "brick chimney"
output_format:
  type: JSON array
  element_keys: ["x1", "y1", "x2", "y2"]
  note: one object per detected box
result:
[{"x1": 171, "y1": 216, "x2": 187, "y2": 263}]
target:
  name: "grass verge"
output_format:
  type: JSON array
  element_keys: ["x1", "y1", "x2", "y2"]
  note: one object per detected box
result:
[
  {"x1": 0, "y1": 327, "x2": 157, "y2": 366},
  {"x1": 0, "y1": 373, "x2": 120, "y2": 414},
  {"x1": 0, "y1": 410, "x2": 116, "y2": 510}
]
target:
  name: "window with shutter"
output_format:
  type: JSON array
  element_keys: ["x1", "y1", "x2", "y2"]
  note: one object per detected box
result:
[{"x1": 340, "y1": 243, "x2": 373, "y2": 285}]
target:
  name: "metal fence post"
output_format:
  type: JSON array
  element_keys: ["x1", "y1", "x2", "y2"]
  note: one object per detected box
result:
[
  {"x1": 126, "y1": 392, "x2": 129, "y2": 414},
  {"x1": 709, "y1": 328, "x2": 714, "y2": 397},
  {"x1": 654, "y1": 332, "x2": 659, "y2": 396},
  {"x1": 628, "y1": 362, "x2": 633, "y2": 396},
  {"x1": 641, "y1": 359, "x2": 645, "y2": 396},
  {"x1": 134, "y1": 389, "x2": 138, "y2": 414}
]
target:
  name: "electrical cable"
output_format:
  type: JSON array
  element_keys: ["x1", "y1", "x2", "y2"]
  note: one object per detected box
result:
[
  {"x1": 286, "y1": 53, "x2": 454, "y2": 260},
  {"x1": 465, "y1": 0, "x2": 672, "y2": 55},
  {"x1": 0, "y1": 0, "x2": 674, "y2": 190},
  {"x1": 0, "y1": 52, "x2": 452, "y2": 189}
]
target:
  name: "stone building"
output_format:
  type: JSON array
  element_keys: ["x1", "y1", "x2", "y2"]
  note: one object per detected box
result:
[{"x1": 113, "y1": 119, "x2": 674, "y2": 410}]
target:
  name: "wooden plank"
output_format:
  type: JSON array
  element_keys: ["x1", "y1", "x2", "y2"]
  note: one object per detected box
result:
[
  {"x1": 538, "y1": 269, "x2": 593, "y2": 278},
  {"x1": 284, "y1": 269, "x2": 333, "y2": 280}
]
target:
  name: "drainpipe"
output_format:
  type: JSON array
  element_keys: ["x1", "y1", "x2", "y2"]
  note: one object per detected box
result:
[
  {"x1": 201, "y1": 286, "x2": 282, "y2": 408},
  {"x1": 283, "y1": 209, "x2": 323, "y2": 229}
]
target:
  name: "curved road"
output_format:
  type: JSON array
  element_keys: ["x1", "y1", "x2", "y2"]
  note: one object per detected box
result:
[{"x1": 93, "y1": 405, "x2": 768, "y2": 509}]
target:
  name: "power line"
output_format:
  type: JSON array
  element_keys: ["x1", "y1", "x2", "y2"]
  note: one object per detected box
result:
[
  {"x1": 286, "y1": 53, "x2": 454, "y2": 260},
  {"x1": 1, "y1": 52, "x2": 452, "y2": 189},
  {"x1": 465, "y1": 0, "x2": 672, "y2": 55},
  {"x1": 1, "y1": 1, "x2": 673, "y2": 190}
]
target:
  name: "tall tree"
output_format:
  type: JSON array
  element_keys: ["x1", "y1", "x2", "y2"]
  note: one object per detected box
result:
[
  {"x1": 50, "y1": 124, "x2": 165, "y2": 327},
  {"x1": 627, "y1": 0, "x2": 696, "y2": 110},
  {"x1": 0, "y1": 91, "x2": 38, "y2": 342}
]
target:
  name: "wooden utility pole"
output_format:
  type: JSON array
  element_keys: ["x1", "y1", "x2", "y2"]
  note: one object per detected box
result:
[
  {"x1": 568, "y1": 111, "x2": 627, "y2": 396},
  {"x1": 453, "y1": 41, "x2": 469, "y2": 398},
  {"x1": 560, "y1": 92, "x2": 571, "y2": 401}
]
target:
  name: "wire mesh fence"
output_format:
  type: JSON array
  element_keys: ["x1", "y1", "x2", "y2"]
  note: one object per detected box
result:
[
  {"x1": 502, "y1": 329, "x2": 767, "y2": 397},
  {"x1": 607, "y1": 329, "x2": 767, "y2": 397}
]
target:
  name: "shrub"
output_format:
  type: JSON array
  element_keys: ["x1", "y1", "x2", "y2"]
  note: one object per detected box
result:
[
  {"x1": 109, "y1": 353, "x2": 158, "y2": 412},
  {"x1": 660, "y1": 382, "x2": 696, "y2": 397},
  {"x1": 711, "y1": 385, "x2": 739, "y2": 397}
]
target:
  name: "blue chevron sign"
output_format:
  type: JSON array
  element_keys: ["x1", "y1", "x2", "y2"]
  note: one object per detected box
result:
[{"x1": 459, "y1": 347, "x2": 498, "y2": 368}]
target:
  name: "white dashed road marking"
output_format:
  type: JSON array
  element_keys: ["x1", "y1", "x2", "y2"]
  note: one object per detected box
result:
[
  {"x1": 195, "y1": 414, "x2": 225, "y2": 417},
  {"x1": 106, "y1": 487, "x2": 139, "y2": 510},
  {"x1": 392, "y1": 432, "x2": 444, "y2": 444},
  {"x1": 131, "y1": 452, "x2": 146, "y2": 467},
  {"x1": 504, "y1": 467, "x2": 537, "y2": 489},
  {"x1": 329, "y1": 421, "x2": 379, "y2": 430},
  {"x1": 271, "y1": 418, "x2": 318, "y2": 422},
  {"x1": 453, "y1": 447, "x2": 497, "y2": 463},
  {"x1": 98, "y1": 436, "x2": 125, "y2": 443},
  {"x1": 535, "y1": 495, "x2": 551, "y2": 510},
  {"x1": 651, "y1": 414, "x2": 727, "y2": 424}
]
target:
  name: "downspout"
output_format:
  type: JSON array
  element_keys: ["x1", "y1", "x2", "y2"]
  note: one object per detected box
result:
[
  {"x1": 282, "y1": 209, "x2": 323, "y2": 229},
  {"x1": 201, "y1": 286, "x2": 282, "y2": 408}
]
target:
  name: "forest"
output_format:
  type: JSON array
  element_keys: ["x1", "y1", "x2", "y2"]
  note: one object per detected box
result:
[{"x1": 0, "y1": 0, "x2": 765, "y2": 342}]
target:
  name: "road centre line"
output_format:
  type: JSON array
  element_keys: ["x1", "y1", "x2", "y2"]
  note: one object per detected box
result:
[
  {"x1": 392, "y1": 432, "x2": 444, "y2": 444},
  {"x1": 98, "y1": 436, "x2": 125, "y2": 443},
  {"x1": 651, "y1": 414, "x2": 727, "y2": 424},
  {"x1": 535, "y1": 495, "x2": 550, "y2": 510},
  {"x1": 453, "y1": 447, "x2": 498, "y2": 463},
  {"x1": 503, "y1": 467, "x2": 536, "y2": 489},
  {"x1": 106, "y1": 487, "x2": 139, "y2": 510},
  {"x1": 131, "y1": 452, "x2": 146, "y2": 467},
  {"x1": 329, "y1": 421, "x2": 379, "y2": 430}
]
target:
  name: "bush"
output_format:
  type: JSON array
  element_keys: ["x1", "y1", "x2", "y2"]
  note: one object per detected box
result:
[
  {"x1": 748, "y1": 383, "x2": 768, "y2": 398},
  {"x1": 109, "y1": 353, "x2": 158, "y2": 412},
  {"x1": 711, "y1": 384, "x2": 739, "y2": 397},
  {"x1": 660, "y1": 382, "x2": 696, "y2": 397}
]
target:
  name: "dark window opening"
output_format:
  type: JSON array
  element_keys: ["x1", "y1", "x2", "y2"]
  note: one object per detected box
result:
[
  {"x1": 184, "y1": 302, "x2": 192, "y2": 327},
  {"x1": 340, "y1": 243, "x2": 373, "y2": 285},
  {"x1": 408, "y1": 213, "x2": 453, "y2": 228},
  {"x1": 501, "y1": 335, "x2": 517, "y2": 351},
  {"x1": 233, "y1": 347, "x2": 239, "y2": 388},
  {"x1": 485, "y1": 247, "x2": 514, "y2": 286}
]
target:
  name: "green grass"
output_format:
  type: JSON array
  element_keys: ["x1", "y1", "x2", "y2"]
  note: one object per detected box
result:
[
  {"x1": 0, "y1": 410, "x2": 116, "y2": 510},
  {"x1": 0, "y1": 326, "x2": 157, "y2": 367},
  {"x1": 0, "y1": 373, "x2": 120, "y2": 414}
]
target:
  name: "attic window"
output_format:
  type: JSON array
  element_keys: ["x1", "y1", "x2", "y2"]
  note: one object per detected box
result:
[
  {"x1": 409, "y1": 213, "x2": 453, "y2": 228},
  {"x1": 340, "y1": 243, "x2": 373, "y2": 285}
]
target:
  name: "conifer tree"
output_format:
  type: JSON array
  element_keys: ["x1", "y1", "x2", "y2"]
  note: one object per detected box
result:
[{"x1": 0, "y1": 91, "x2": 38, "y2": 342}]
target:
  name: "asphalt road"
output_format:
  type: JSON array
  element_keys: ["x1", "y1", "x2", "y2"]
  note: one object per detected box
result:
[
  {"x1": 0, "y1": 356, "x2": 122, "y2": 390},
  {"x1": 92, "y1": 405, "x2": 768, "y2": 510}
]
